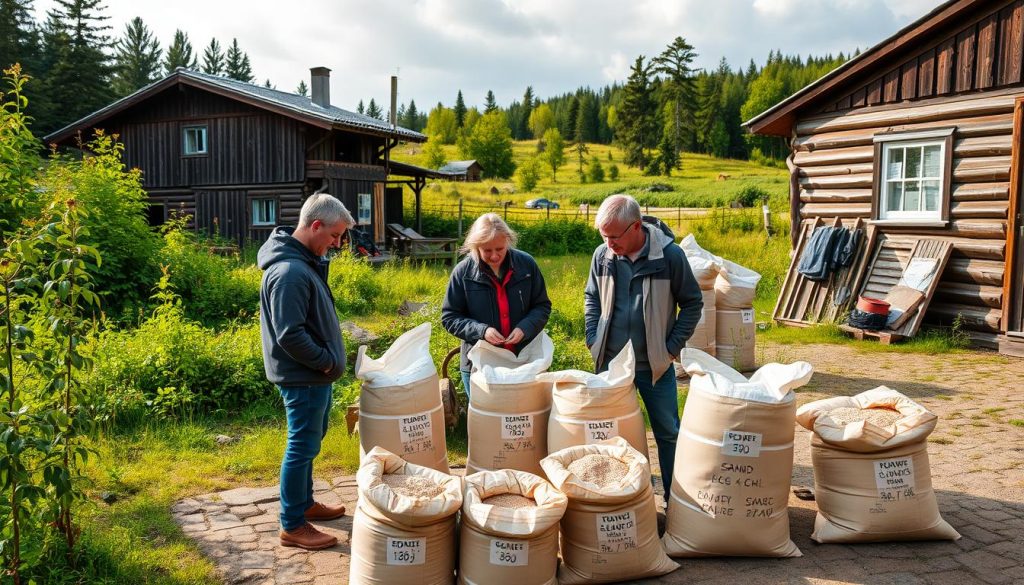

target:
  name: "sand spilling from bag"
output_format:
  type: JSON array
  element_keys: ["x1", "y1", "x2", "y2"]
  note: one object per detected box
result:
[
  {"x1": 481, "y1": 493, "x2": 537, "y2": 508},
  {"x1": 567, "y1": 454, "x2": 628, "y2": 487},
  {"x1": 827, "y1": 406, "x2": 902, "y2": 427},
  {"x1": 381, "y1": 473, "x2": 443, "y2": 498}
]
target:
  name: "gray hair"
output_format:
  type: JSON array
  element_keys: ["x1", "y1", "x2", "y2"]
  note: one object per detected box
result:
[
  {"x1": 298, "y1": 192, "x2": 355, "y2": 228},
  {"x1": 594, "y1": 194, "x2": 641, "y2": 229},
  {"x1": 460, "y1": 213, "x2": 517, "y2": 261}
]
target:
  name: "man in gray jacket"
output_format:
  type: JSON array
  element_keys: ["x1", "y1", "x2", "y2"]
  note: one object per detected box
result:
[
  {"x1": 584, "y1": 194, "x2": 703, "y2": 493},
  {"x1": 259, "y1": 193, "x2": 353, "y2": 550}
]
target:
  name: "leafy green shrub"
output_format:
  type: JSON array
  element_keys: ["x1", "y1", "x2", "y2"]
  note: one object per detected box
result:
[
  {"x1": 515, "y1": 156, "x2": 542, "y2": 192},
  {"x1": 157, "y1": 221, "x2": 261, "y2": 324},
  {"x1": 327, "y1": 251, "x2": 383, "y2": 316},
  {"x1": 516, "y1": 221, "x2": 603, "y2": 256},
  {"x1": 732, "y1": 185, "x2": 770, "y2": 208},
  {"x1": 587, "y1": 157, "x2": 605, "y2": 183},
  {"x1": 609, "y1": 164, "x2": 620, "y2": 180}
]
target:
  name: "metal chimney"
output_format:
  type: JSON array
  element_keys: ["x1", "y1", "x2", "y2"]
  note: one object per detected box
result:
[
  {"x1": 310, "y1": 67, "x2": 331, "y2": 108},
  {"x1": 390, "y1": 75, "x2": 398, "y2": 127}
]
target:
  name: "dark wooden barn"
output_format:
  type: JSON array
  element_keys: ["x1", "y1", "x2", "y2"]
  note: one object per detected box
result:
[
  {"x1": 44, "y1": 67, "x2": 426, "y2": 246},
  {"x1": 438, "y1": 160, "x2": 483, "y2": 181},
  {"x1": 747, "y1": 0, "x2": 1024, "y2": 355}
]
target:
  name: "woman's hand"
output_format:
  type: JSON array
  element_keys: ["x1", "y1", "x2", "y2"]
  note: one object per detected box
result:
[
  {"x1": 484, "y1": 327, "x2": 507, "y2": 345},
  {"x1": 504, "y1": 328, "x2": 525, "y2": 345}
]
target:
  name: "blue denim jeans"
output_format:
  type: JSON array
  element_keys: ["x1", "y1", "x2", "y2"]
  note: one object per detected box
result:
[
  {"x1": 460, "y1": 369, "x2": 472, "y2": 400},
  {"x1": 634, "y1": 368, "x2": 679, "y2": 494},
  {"x1": 278, "y1": 384, "x2": 332, "y2": 531}
]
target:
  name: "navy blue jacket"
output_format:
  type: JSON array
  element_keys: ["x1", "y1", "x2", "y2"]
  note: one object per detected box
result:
[{"x1": 441, "y1": 249, "x2": 552, "y2": 371}]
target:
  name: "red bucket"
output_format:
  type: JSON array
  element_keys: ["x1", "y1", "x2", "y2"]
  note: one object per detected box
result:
[{"x1": 856, "y1": 296, "x2": 890, "y2": 316}]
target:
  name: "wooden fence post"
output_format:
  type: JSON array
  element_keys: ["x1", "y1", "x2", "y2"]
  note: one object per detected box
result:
[
  {"x1": 762, "y1": 203, "x2": 772, "y2": 237},
  {"x1": 458, "y1": 198, "x2": 463, "y2": 237}
]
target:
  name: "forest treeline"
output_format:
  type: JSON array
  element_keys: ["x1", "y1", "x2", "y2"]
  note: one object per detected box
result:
[{"x1": 1, "y1": 0, "x2": 853, "y2": 165}]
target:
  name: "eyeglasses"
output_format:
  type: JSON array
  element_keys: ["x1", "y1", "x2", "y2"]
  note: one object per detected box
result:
[{"x1": 601, "y1": 220, "x2": 638, "y2": 242}]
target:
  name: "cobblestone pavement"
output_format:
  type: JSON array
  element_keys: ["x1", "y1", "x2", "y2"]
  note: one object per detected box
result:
[{"x1": 173, "y1": 343, "x2": 1024, "y2": 584}]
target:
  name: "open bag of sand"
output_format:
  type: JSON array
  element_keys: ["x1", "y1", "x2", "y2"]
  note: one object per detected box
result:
[
  {"x1": 466, "y1": 332, "x2": 554, "y2": 476},
  {"x1": 538, "y1": 342, "x2": 649, "y2": 460},
  {"x1": 714, "y1": 258, "x2": 761, "y2": 310},
  {"x1": 662, "y1": 348, "x2": 812, "y2": 558},
  {"x1": 459, "y1": 469, "x2": 568, "y2": 585},
  {"x1": 540, "y1": 437, "x2": 679, "y2": 584},
  {"x1": 350, "y1": 446, "x2": 463, "y2": 585},
  {"x1": 355, "y1": 322, "x2": 449, "y2": 472},
  {"x1": 796, "y1": 386, "x2": 960, "y2": 543}
]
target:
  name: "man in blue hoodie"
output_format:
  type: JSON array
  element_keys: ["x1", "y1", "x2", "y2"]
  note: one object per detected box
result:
[
  {"x1": 259, "y1": 192, "x2": 353, "y2": 550},
  {"x1": 584, "y1": 194, "x2": 703, "y2": 494}
]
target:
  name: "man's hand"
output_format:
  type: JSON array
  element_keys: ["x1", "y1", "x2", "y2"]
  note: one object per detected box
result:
[
  {"x1": 504, "y1": 327, "x2": 525, "y2": 345},
  {"x1": 484, "y1": 327, "x2": 507, "y2": 345}
]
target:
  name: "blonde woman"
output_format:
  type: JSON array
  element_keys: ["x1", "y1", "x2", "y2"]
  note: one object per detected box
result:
[{"x1": 441, "y1": 213, "x2": 551, "y2": 397}]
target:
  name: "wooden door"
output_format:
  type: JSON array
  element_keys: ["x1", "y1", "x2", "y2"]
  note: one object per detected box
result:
[{"x1": 1008, "y1": 98, "x2": 1024, "y2": 335}]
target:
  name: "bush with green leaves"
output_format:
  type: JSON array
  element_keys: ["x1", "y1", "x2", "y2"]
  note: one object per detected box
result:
[
  {"x1": 587, "y1": 156, "x2": 605, "y2": 183},
  {"x1": 515, "y1": 156, "x2": 542, "y2": 192},
  {"x1": 732, "y1": 184, "x2": 770, "y2": 208}
]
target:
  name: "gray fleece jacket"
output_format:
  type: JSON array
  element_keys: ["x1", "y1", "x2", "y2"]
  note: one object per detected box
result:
[
  {"x1": 258, "y1": 227, "x2": 345, "y2": 386},
  {"x1": 584, "y1": 217, "x2": 704, "y2": 380}
]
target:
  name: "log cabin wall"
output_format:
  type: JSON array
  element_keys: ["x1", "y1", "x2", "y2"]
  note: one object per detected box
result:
[{"x1": 792, "y1": 90, "x2": 1017, "y2": 349}]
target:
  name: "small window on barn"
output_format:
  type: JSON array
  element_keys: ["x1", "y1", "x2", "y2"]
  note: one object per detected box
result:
[
  {"x1": 872, "y1": 128, "x2": 953, "y2": 225},
  {"x1": 182, "y1": 125, "x2": 208, "y2": 155},
  {"x1": 357, "y1": 193, "x2": 371, "y2": 225},
  {"x1": 252, "y1": 198, "x2": 277, "y2": 226}
]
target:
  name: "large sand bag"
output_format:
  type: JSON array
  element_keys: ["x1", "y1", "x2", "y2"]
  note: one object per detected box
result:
[
  {"x1": 715, "y1": 259, "x2": 761, "y2": 310},
  {"x1": 662, "y1": 349, "x2": 812, "y2": 557},
  {"x1": 796, "y1": 387, "x2": 960, "y2": 543},
  {"x1": 540, "y1": 438, "x2": 679, "y2": 584},
  {"x1": 459, "y1": 469, "x2": 567, "y2": 585},
  {"x1": 716, "y1": 308, "x2": 756, "y2": 371},
  {"x1": 350, "y1": 447, "x2": 463, "y2": 585},
  {"x1": 355, "y1": 323, "x2": 449, "y2": 472},
  {"x1": 539, "y1": 343, "x2": 649, "y2": 460},
  {"x1": 466, "y1": 333, "x2": 554, "y2": 476},
  {"x1": 685, "y1": 288, "x2": 717, "y2": 356},
  {"x1": 679, "y1": 234, "x2": 723, "y2": 290}
]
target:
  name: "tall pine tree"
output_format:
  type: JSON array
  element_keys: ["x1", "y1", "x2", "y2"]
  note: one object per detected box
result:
[
  {"x1": 404, "y1": 99, "x2": 419, "y2": 131},
  {"x1": 224, "y1": 37, "x2": 253, "y2": 82},
  {"x1": 163, "y1": 29, "x2": 197, "y2": 73},
  {"x1": 0, "y1": 0, "x2": 43, "y2": 122},
  {"x1": 296, "y1": 80, "x2": 308, "y2": 96},
  {"x1": 453, "y1": 90, "x2": 466, "y2": 128},
  {"x1": 112, "y1": 16, "x2": 161, "y2": 96},
  {"x1": 519, "y1": 85, "x2": 534, "y2": 139},
  {"x1": 483, "y1": 89, "x2": 497, "y2": 113},
  {"x1": 201, "y1": 38, "x2": 223, "y2": 75},
  {"x1": 616, "y1": 56, "x2": 658, "y2": 170},
  {"x1": 652, "y1": 36, "x2": 698, "y2": 167},
  {"x1": 366, "y1": 98, "x2": 383, "y2": 120}
]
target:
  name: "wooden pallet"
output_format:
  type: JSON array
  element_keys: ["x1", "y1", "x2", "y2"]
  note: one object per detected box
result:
[
  {"x1": 838, "y1": 324, "x2": 905, "y2": 344},
  {"x1": 773, "y1": 218, "x2": 875, "y2": 327}
]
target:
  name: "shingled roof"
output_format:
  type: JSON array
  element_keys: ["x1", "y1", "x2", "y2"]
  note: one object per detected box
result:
[{"x1": 44, "y1": 68, "x2": 426, "y2": 144}]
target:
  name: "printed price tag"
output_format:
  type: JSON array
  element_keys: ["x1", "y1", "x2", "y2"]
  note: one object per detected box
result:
[
  {"x1": 741, "y1": 309, "x2": 755, "y2": 324},
  {"x1": 874, "y1": 457, "x2": 916, "y2": 500},
  {"x1": 721, "y1": 430, "x2": 762, "y2": 458},
  {"x1": 502, "y1": 414, "x2": 534, "y2": 439},
  {"x1": 584, "y1": 419, "x2": 618, "y2": 443},
  {"x1": 399, "y1": 413, "x2": 433, "y2": 455},
  {"x1": 490, "y1": 539, "x2": 529, "y2": 566},
  {"x1": 387, "y1": 537, "x2": 425, "y2": 565},
  {"x1": 596, "y1": 510, "x2": 638, "y2": 553}
]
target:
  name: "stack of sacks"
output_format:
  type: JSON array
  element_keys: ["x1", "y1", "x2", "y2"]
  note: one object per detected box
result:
[
  {"x1": 796, "y1": 387, "x2": 960, "y2": 543},
  {"x1": 714, "y1": 259, "x2": 761, "y2": 372},
  {"x1": 354, "y1": 323, "x2": 449, "y2": 472},
  {"x1": 466, "y1": 333, "x2": 554, "y2": 476},
  {"x1": 679, "y1": 235, "x2": 723, "y2": 360},
  {"x1": 539, "y1": 343, "x2": 649, "y2": 461},
  {"x1": 349, "y1": 447, "x2": 463, "y2": 585},
  {"x1": 662, "y1": 349, "x2": 812, "y2": 558},
  {"x1": 459, "y1": 469, "x2": 567, "y2": 585},
  {"x1": 540, "y1": 438, "x2": 679, "y2": 584}
]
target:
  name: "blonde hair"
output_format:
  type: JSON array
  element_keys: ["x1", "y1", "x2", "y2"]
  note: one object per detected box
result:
[{"x1": 460, "y1": 213, "x2": 518, "y2": 262}]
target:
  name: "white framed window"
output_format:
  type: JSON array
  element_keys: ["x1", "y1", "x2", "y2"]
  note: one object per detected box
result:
[
  {"x1": 252, "y1": 198, "x2": 277, "y2": 226},
  {"x1": 182, "y1": 125, "x2": 208, "y2": 155},
  {"x1": 357, "y1": 193, "x2": 371, "y2": 225},
  {"x1": 873, "y1": 128, "x2": 953, "y2": 224}
]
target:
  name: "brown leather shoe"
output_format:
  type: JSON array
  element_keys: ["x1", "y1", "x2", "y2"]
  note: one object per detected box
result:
[
  {"x1": 279, "y1": 523, "x2": 338, "y2": 550},
  {"x1": 304, "y1": 501, "x2": 346, "y2": 521}
]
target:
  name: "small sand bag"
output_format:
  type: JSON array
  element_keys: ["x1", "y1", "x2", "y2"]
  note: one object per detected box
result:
[
  {"x1": 349, "y1": 447, "x2": 463, "y2": 585},
  {"x1": 540, "y1": 437, "x2": 678, "y2": 584},
  {"x1": 796, "y1": 387, "x2": 960, "y2": 544},
  {"x1": 459, "y1": 469, "x2": 567, "y2": 585}
]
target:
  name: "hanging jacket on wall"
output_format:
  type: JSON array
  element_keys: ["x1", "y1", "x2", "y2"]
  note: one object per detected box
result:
[{"x1": 797, "y1": 226, "x2": 862, "y2": 282}]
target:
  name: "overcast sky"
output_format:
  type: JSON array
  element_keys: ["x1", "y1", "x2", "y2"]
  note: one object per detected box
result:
[{"x1": 33, "y1": 0, "x2": 942, "y2": 113}]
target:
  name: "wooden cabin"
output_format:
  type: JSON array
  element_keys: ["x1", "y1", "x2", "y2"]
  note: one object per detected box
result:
[
  {"x1": 747, "y1": 0, "x2": 1024, "y2": 356},
  {"x1": 44, "y1": 67, "x2": 426, "y2": 246},
  {"x1": 438, "y1": 160, "x2": 483, "y2": 181}
]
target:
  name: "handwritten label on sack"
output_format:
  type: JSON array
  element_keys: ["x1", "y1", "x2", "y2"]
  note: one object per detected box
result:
[
  {"x1": 741, "y1": 309, "x2": 755, "y2": 324},
  {"x1": 501, "y1": 414, "x2": 534, "y2": 439},
  {"x1": 584, "y1": 419, "x2": 619, "y2": 443},
  {"x1": 399, "y1": 413, "x2": 433, "y2": 455},
  {"x1": 490, "y1": 539, "x2": 528, "y2": 566},
  {"x1": 721, "y1": 430, "x2": 762, "y2": 458},
  {"x1": 387, "y1": 537, "x2": 425, "y2": 565},
  {"x1": 596, "y1": 510, "x2": 638, "y2": 553},
  {"x1": 874, "y1": 457, "x2": 916, "y2": 501}
]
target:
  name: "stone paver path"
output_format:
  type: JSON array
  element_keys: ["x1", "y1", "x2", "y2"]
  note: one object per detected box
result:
[{"x1": 174, "y1": 343, "x2": 1024, "y2": 584}]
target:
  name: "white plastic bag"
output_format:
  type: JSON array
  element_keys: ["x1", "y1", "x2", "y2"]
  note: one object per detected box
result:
[
  {"x1": 679, "y1": 234, "x2": 723, "y2": 290},
  {"x1": 715, "y1": 259, "x2": 762, "y2": 309}
]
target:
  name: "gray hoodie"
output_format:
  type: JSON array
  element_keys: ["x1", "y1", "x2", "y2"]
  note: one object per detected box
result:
[{"x1": 258, "y1": 227, "x2": 345, "y2": 386}]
